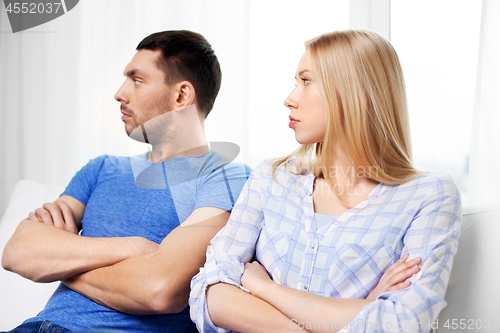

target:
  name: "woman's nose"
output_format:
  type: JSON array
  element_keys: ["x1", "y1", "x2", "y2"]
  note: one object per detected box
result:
[{"x1": 284, "y1": 88, "x2": 298, "y2": 110}]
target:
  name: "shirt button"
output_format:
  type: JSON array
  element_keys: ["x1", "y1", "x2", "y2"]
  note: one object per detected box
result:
[
  {"x1": 303, "y1": 285, "x2": 308, "y2": 290},
  {"x1": 311, "y1": 245, "x2": 315, "y2": 249}
]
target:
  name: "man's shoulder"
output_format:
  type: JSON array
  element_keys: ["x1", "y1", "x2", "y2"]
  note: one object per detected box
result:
[
  {"x1": 210, "y1": 152, "x2": 252, "y2": 175},
  {"x1": 81, "y1": 154, "x2": 122, "y2": 166},
  {"x1": 178, "y1": 151, "x2": 252, "y2": 179},
  {"x1": 86, "y1": 154, "x2": 137, "y2": 170},
  {"x1": 72, "y1": 154, "x2": 138, "y2": 183}
]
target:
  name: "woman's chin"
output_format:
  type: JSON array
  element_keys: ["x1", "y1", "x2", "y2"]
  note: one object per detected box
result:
[{"x1": 294, "y1": 134, "x2": 322, "y2": 145}]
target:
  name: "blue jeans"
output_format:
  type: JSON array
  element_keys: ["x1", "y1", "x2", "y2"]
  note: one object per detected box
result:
[{"x1": 3, "y1": 321, "x2": 71, "y2": 333}]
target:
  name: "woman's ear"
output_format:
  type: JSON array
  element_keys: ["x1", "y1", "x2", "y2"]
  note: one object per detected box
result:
[{"x1": 173, "y1": 81, "x2": 196, "y2": 109}]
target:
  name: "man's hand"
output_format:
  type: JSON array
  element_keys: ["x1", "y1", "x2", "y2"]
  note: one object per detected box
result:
[
  {"x1": 28, "y1": 199, "x2": 79, "y2": 234},
  {"x1": 366, "y1": 253, "x2": 421, "y2": 301},
  {"x1": 1, "y1": 194, "x2": 155, "y2": 283}
]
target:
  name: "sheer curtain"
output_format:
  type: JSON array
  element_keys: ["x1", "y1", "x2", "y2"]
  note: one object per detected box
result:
[
  {"x1": 0, "y1": 0, "x2": 350, "y2": 217},
  {"x1": 469, "y1": 0, "x2": 500, "y2": 206},
  {"x1": 2, "y1": 0, "x2": 497, "y2": 216},
  {"x1": 0, "y1": 0, "x2": 244, "y2": 217}
]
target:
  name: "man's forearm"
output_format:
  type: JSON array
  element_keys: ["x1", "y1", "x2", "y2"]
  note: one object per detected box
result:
[
  {"x1": 63, "y1": 208, "x2": 231, "y2": 316},
  {"x1": 2, "y1": 219, "x2": 157, "y2": 282},
  {"x1": 63, "y1": 250, "x2": 186, "y2": 315}
]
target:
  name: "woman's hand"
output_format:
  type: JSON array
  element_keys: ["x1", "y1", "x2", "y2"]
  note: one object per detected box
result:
[
  {"x1": 240, "y1": 261, "x2": 273, "y2": 298},
  {"x1": 366, "y1": 253, "x2": 421, "y2": 302}
]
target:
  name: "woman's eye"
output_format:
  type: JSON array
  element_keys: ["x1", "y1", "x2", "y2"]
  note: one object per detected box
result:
[{"x1": 301, "y1": 78, "x2": 311, "y2": 85}]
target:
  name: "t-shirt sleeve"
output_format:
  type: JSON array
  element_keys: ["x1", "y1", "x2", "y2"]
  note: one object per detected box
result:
[
  {"x1": 190, "y1": 161, "x2": 270, "y2": 333},
  {"x1": 194, "y1": 161, "x2": 252, "y2": 212},
  {"x1": 62, "y1": 155, "x2": 108, "y2": 206}
]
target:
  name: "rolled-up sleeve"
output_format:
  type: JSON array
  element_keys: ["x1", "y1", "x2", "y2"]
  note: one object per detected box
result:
[
  {"x1": 341, "y1": 174, "x2": 462, "y2": 333},
  {"x1": 189, "y1": 163, "x2": 267, "y2": 333}
]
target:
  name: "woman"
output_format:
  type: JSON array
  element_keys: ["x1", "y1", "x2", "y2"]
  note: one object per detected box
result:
[{"x1": 189, "y1": 30, "x2": 461, "y2": 333}]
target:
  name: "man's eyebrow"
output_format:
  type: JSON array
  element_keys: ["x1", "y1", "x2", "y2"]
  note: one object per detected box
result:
[{"x1": 124, "y1": 68, "x2": 148, "y2": 77}]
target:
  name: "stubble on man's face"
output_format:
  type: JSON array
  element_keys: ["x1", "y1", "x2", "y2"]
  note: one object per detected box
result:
[{"x1": 123, "y1": 92, "x2": 173, "y2": 139}]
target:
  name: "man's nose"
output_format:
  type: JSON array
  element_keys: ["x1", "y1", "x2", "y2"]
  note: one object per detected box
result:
[{"x1": 114, "y1": 81, "x2": 129, "y2": 104}]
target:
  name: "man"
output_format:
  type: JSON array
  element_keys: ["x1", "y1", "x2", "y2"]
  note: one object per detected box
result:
[{"x1": 2, "y1": 30, "x2": 250, "y2": 332}]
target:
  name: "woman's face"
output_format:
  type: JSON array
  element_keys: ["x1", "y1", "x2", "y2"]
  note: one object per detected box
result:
[{"x1": 284, "y1": 49, "x2": 327, "y2": 145}]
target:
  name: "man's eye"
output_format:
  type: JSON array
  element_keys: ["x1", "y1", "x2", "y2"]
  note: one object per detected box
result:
[{"x1": 134, "y1": 79, "x2": 142, "y2": 85}]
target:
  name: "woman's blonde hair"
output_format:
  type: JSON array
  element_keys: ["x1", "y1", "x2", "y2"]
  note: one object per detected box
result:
[{"x1": 273, "y1": 29, "x2": 421, "y2": 188}]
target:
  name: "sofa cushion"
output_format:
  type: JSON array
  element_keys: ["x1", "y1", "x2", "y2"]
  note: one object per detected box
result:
[
  {"x1": 0, "y1": 180, "x2": 64, "y2": 331},
  {"x1": 436, "y1": 204, "x2": 500, "y2": 332}
]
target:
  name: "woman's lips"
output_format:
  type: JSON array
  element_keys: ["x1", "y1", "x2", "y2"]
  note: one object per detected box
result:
[{"x1": 289, "y1": 116, "x2": 299, "y2": 128}]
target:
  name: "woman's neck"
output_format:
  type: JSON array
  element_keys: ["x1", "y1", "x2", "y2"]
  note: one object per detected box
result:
[{"x1": 311, "y1": 143, "x2": 379, "y2": 214}]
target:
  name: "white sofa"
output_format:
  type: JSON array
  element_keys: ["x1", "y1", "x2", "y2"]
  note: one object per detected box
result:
[
  {"x1": 0, "y1": 180, "x2": 499, "y2": 331},
  {"x1": 0, "y1": 180, "x2": 63, "y2": 331},
  {"x1": 434, "y1": 204, "x2": 500, "y2": 332}
]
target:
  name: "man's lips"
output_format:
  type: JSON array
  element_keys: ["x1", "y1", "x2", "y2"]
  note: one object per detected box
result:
[
  {"x1": 121, "y1": 108, "x2": 132, "y2": 120},
  {"x1": 121, "y1": 104, "x2": 133, "y2": 120}
]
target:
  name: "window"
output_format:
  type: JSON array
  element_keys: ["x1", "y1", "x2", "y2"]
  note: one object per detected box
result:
[
  {"x1": 391, "y1": 0, "x2": 482, "y2": 204},
  {"x1": 205, "y1": 0, "x2": 350, "y2": 168}
]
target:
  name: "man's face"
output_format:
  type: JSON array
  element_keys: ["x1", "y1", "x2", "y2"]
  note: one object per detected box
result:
[{"x1": 115, "y1": 50, "x2": 174, "y2": 136}]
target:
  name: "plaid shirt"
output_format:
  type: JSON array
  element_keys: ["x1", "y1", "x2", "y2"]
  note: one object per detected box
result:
[{"x1": 190, "y1": 159, "x2": 462, "y2": 333}]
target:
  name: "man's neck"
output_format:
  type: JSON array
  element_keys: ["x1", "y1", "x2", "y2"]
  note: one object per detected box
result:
[
  {"x1": 147, "y1": 142, "x2": 209, "y2": 163},
  {"x1": 144, "y1": 104, "x2": 208, "y2": 163}
]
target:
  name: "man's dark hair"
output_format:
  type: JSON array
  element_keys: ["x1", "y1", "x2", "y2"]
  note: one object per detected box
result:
[{"x1": 137, "y1": 30, "x2": 222, "y2": 118}]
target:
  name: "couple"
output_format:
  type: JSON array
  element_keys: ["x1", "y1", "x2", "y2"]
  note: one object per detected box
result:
[{"x1": 2, "y1": 30, "x2": 461, "y2": 333}]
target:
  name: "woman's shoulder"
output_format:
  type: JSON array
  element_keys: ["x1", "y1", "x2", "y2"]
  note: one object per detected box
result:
[
  {"x1": 252, "y1": 158, "x2": 308, "y2": 178},
  {"x1": 401, "y1": 170, "x2": 449, "y2": 181},
  {"x1": 414, "y1": 171, "x2": 458, "y2": 187},
  {"x1": 247, "y1": 159, "x2": 311, "y2": 195},
  {"x1": 247, "y1": 158, "x2": 312, "y2": 199},
  {"x1": 394, "y1": 171, "x2": 461, "y2": 200}
]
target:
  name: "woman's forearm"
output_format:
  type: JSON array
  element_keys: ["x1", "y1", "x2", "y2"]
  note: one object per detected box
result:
[
  {"x1": 206, "y1": 282, "x2": 310, "y2": 333},
  {"x1": 254, "y1": 282, "x2": 370, "y2": 333}
]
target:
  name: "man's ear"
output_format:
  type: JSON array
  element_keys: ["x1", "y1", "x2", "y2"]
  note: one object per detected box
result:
[{"x1": 173, "y1": 81, "x2": 195, "y2": 109}]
